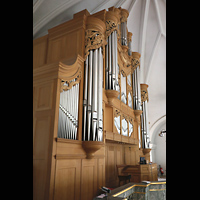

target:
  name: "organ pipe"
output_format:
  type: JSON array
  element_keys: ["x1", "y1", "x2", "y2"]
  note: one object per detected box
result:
[
  {"x1": 140, "y1": 84, "x2": 150, "y2": 149},
  {"x1": 58, "y1": 81, "x2": 79, "y2": 140},
  {"x1": 83, "y1": 47, "x2": 103, "y2": 141},
  {"x1": 105, "y1": 30, "x2": 119, "y2": 91}
]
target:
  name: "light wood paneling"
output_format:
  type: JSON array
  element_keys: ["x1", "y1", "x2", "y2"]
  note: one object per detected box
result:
[
  {"x1": 33, "y1": 35, "x2": 48, "y2": 69},
  {"x1": 54, "y1": 159, "x2": 81, "y2": 200},
  {"x1": 81, "y1": 159, "x2": 98, "y2": 200}
]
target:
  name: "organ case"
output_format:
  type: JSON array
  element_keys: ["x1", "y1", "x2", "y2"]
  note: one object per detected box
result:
[{"x1": 33, "y1": 7, "x2": 153, "y2": 200}]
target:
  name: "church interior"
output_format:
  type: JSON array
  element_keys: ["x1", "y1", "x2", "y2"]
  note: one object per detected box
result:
[{"x1": 33, "y1": 0, "x2": 166, "y2": 199}]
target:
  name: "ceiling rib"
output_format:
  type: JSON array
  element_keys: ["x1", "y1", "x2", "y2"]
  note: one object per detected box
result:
[
  {"x1": 128, "y1": 0, "x2": 137, "y2": 13},
  {"x1": 90, "y1": 0, "x2": 110, "y2": 14},
  {"x1": 139, "y1": 0, "x2": 150, "y2": 83},
  {"x1": 115, "y1": 0, "x2": 127, "y2": 8},
  {"x1": 33, "y1": 0, "x2": 44, "y2": 14},
  {"x1": 153, "y1": 0, "x2": 164, "y2": 36},
  {"x1": 33, "y1": 0, "x2": 81, "y2": 37},
  {"x1": 145, "y1": 31, "x2": 161, "y2": 83}
]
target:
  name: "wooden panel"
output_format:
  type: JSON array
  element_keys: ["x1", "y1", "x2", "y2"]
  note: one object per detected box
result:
[
  {"x1": 97, "y1": 158, "x2": 105, "y2": 189},
  {"x1": 54, "y1": 159, "x2": 81, "y2": 200},
  {"x1": 116, "y1": 146, "x2": 122, "y2": 165},
  {"x1": 131, "y1": 174, "x2": 140, "y2": 183},
  {"x1": 104, "y1": 106, "x2": 113, "y2": 132},
  {"x1": 47, "y1": 29, "x2": 84, "y2": 64},
  {"x1": 141, "y1": 174, "x2": 150, "y2": 181},
  {"x1": 140, "y1": 165, "x2": 149, "y2": 173},
  {"x1": 33, "y1": 116, "x2": 51, "y2": 159},
  {"x1": 47, "y1": 37, "x2": 63, "y2": 63},
  {"x1": 130, "y1": 147, "x2": 136, "y2": 165},
  {"x1": 107, "y1": 146, "x2": 115, "y2": 182},
  {"x1": 35, "y1": 83, "x2": 54, "y2": 111},
  {"x1": 33, "y1": 35, "x2": 48, "y2": 69},
  {"x1": 33, "y1": 160, "x2": 47, "y2": 200},
  {"x1": 81, "y1": 159, "x2": 98, "y2": 200},
  {"x1": 105, "y1": 143, "x2": 125, "y2": 188},
  {"x1": 124, "y1": 147, "x2": 131, "y2": 164}
]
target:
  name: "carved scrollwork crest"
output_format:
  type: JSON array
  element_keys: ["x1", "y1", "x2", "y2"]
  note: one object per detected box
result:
[
  {"x1": 60, "y1": 71, "x2": 81, "y2": 92},
  {"x1": 85, "y1": 30, "x2": 106, "y2": 59},
  {"x1": 114, "y1": 109, "x2": 121, "y2": 118},
  {"x1": 131, "y1": 58, "x2": 140, "y2": 73},
  {"x1": 141, "y1": 90, "x2": 148, "y2": 103},
  {"x1": 106, "y1": 20, "x2": 118, "y2": 38},
  {"x1": 140, "y1": 84, "x2": 149, "y2": 103}
]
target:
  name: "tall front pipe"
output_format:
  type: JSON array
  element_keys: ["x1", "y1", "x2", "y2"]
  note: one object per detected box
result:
[
  {"x1": 92, "y1": 48, "x2": 98, "y2": 141},
  {"x1": 83, "y1": 56, "x2": 89, "y2": 141},
  {"x1": 87, "y1": 50, "x2": 93, "y2": 141},
  {"x1": 114, "y1": 31, "x2": 119, "y2": 92},
  {"x1": 105, "y1": 39, "x2": 109, "y2": 90},
  {"x1": 108, "y1": 35, "x2": 112, "y2": 89},
  {"x1": 137, "y1": 67, "x2": 142, "y2": 110},
  {"x1": 111, "y1": 32, "x2": 116, "y2": 90},
  {"x1": 98, "y1": 47, "x2": 103, "y2": 141}
]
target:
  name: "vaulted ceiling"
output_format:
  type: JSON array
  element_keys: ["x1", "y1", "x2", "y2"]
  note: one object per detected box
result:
[{"x1": 33, "y1": 0, "x2": 166, "y2": 140}]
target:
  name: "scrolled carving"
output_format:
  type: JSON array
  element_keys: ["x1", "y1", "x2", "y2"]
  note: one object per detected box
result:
[
  {"x1": 141, "y1": 90, "x2": 148, "y2": 103},
  {"x1": 106, "y1": 20, "x2": 118, "y2": 38},
  {"x1": 131, "y1": 52, "x2": 141, "y2": 73},
  {"x1": 58, "y1": 54, "x2": 84, "y2": 92},
  {"x1": 140, "y1": 84, "x2": 149, "y2": 103},
  {"x1": 85, "y1": 17, "x2": 107, "y2": 59},
  {"x1": 120, "y1": 8, "x2": 129, "y2": 23},
  {"x1": 60, "y1": 71, "x2": 81, "y2": 92},
  {"x1": 85, "y1": 30, "x2": 106, "y2": 58},
  {"x1": 114, "y1": 109, "x2": 121, "y2": 118}
]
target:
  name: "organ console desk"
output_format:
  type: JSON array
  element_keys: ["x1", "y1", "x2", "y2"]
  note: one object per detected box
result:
[
  {"x1": 121, "y1": 163, "x2": 158, "y2": 183},
  {"x1": 33, "y1": 6, "x2": 156, "y2": 200}
]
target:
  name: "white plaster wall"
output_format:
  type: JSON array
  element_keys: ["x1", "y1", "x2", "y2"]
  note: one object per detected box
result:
[{"x1": 150, "y1": 122, "x2": 166, "y2": 176}]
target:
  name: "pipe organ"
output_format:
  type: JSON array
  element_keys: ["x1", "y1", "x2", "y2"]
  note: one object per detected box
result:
[
  {"x1": 141, "y1": 84, "x2": 150, "y2": 149},
  {"x1": 33, "y1": 6, "x2": 154, "y2": 200}
]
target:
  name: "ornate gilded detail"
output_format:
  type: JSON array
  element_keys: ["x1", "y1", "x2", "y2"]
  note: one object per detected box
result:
[
  {"x1": 60, "y1": 72, "x2": 81, "y2": 92},
  {"x1": 120, "y1": 8, "x2": 129, "y2": 23},
  {"x1": 85, "y1": 16, "x2": 107, "y2": 58},
  {"x1": 105, "y1": 20, "x2": 118, "y2": 38},
  {"x1": 85, "y1": 30, "x2": 106, "y2": 59},
  {"x1": 127, "y1": 32, "x2": 132, "y2": 43},
  {"x1": 114, "y1": 109, "x2": 121, "y2": 118},
  {"x1": 141, "y1": 90, "x2": 148, "y2": 103},
  {"x1": 140, "y1": 84, "x2": 149, "y2": 103},
  {"x1": 131, "y1": 58, "x2": 140, "y2": 73}
]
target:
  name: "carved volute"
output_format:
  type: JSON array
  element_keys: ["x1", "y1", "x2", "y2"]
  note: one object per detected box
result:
[
  {"x1": 140, "y1": 84, "x2": 149, "y2": 103},
  {"x1": 85, "y1": 16, "x2": 107, "y2": 59}
]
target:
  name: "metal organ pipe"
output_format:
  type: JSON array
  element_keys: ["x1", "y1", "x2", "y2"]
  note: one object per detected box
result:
[
  {"x1": 98, "y1": 47, "x2": 103, "y2": 141},
  {"x1": 58, "y1": 79, "x2": 80, "y2": 140},
  {"x1": 114, "y1": 31, "x2": 119, "y2": 93},
  {"x1": 83, "y1": 47, "x2": 103, "y2": 141},
  {"x1": 108, "y1": 35, "x2": 112, "y2": 90},
  {"x1": 83, "y1": 56, "x2": 88, "y2": 141},
  {"x1": 111, "y1": 32, "x2": 116, "y2": 90},
  {"x1": 141, "y1": 99, "x2": 150, "y2": 149},
  {"x1": 105, "y1": 39, "x2": 109, "y2": 90},
  {"x1": 121, "y1": 22, "x2": 127, "y2": 46},
  {"x1": 92, "y1": 49, "x2": 98, "y2": 141},
  {"x1": 105, "y1": 30, "x2": 119, "y2": 91}
]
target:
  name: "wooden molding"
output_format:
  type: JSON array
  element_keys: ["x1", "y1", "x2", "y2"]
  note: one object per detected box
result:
[
  {"x1": 58, "y1": 54, "x2": 84, "y2": 91},
  {"x1": 82, "y1": 141, "x2": 104, "y2": 159}
]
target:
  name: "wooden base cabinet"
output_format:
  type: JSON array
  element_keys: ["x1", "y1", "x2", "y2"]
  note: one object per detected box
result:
[{"x1": 123, "y1": 163, "x2": 158, "y2": 183}]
